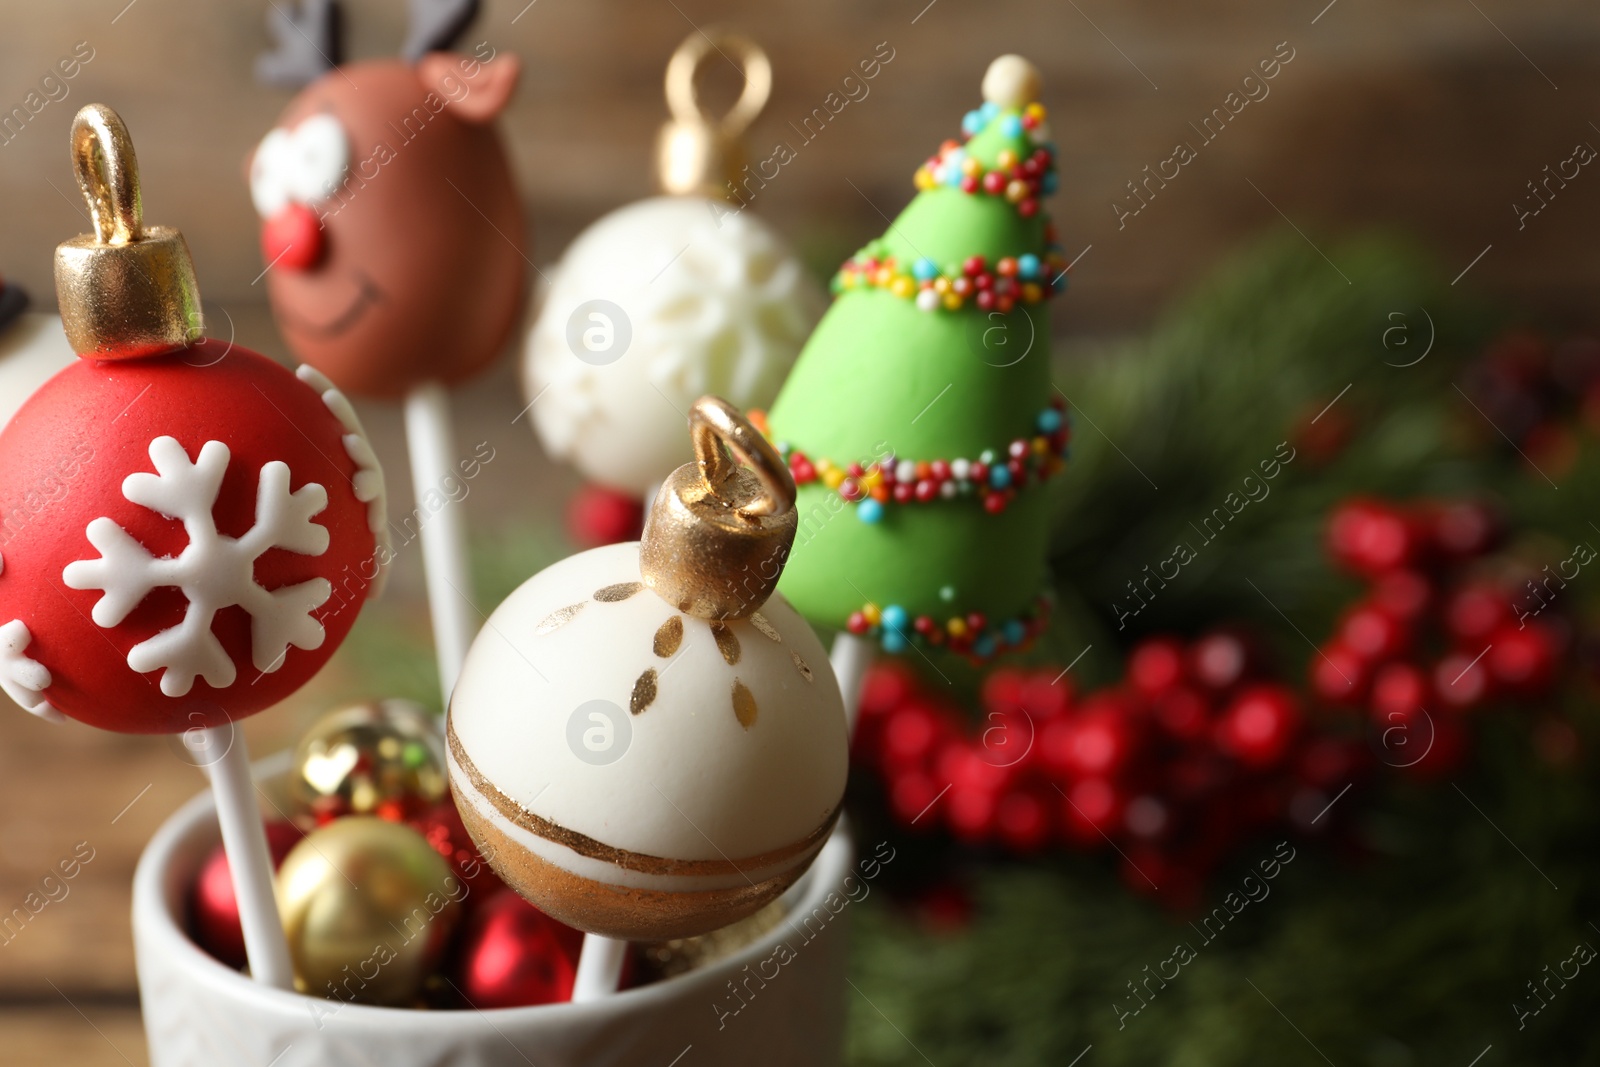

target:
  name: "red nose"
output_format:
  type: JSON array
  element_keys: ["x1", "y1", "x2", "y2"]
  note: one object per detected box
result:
[{"x1": 260, "y1": 203, "x2": 326, "y2": 272}]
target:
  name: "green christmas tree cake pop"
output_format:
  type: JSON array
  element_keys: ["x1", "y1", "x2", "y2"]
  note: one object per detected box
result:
[{"x1": 761, "y1": 55, "x2": 1068, "y2": 661}]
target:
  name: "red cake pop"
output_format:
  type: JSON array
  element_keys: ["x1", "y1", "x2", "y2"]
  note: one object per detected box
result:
[
  {"x1": 250, "y1": 0, "x2": 525, "y2": 398},
  {"x1": 0, "y1": 105, "x2": 385, "y2": 733}
]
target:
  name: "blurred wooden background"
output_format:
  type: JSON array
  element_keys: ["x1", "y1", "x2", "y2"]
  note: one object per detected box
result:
[
  {"x1": 2, "y1": 0, "x2": 1599, "y2": 329},
  {"x1": 2, "y1": 0, "x2": 1599, "y2": 1063}
]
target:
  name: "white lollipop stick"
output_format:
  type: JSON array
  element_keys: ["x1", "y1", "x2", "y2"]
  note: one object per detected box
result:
[
  {"x1": 404, "y1": 381, "x2": 477, "y2": 706},
  {"x1": 198, "y1": 723, "x2": 294, "y2": 990},
  {"x1": 571, "y1": 934, "x2": 628, "y2": 1002},
  {"x1": 829, "y1": 630, "x2": 877, "y2": 738}
]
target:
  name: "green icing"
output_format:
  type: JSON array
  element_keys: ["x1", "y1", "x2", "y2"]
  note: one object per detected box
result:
[
  {"x1": 880, "y1": 188, "x2": 1045, "y2": 272},
  {"x1": 767, "y1": 100, "x2": 1059, "y2": 632}
]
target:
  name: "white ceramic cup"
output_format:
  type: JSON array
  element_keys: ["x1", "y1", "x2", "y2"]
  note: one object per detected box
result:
[{"x1": 132, "y1": 759, "x2": 852, "y2": 1066}]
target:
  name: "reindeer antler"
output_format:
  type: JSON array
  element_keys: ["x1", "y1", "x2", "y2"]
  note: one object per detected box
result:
[
  {"x1": 401, "y1": 0, "x2": 479, "y2": 62},
  {"x1": 256, "y1": 0, "x2": 343, "y2": 88}
]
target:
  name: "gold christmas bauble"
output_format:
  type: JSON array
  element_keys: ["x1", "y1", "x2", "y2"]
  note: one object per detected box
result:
[
  {"x1": 291, "y1": 699, "x2": 447, "y2": 821},
  {"x1": 275, "y1": 817, "x2": 464, "y2": 1006}
]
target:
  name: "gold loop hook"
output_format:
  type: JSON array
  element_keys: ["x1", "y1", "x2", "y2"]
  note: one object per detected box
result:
[
  {"x1": 689, "y1": 395, "x2": 793, "y2": 519},
  {"x1": 71, "y1": 104, "x2": 143, "y2": 247},
  {"x1": 664, "y1": 29, "x2": 772, "y2": 137}
]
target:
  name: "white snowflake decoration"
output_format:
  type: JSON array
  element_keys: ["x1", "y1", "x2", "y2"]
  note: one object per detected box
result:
[
  {"x1": 296, "y1": 363, "x2": 390, "y2": 596},
  {"x1": 0, "y1": 618, "x2": 60, "y2": 722},
  {"x1": 63, "y1": 436, "x2": 333, "y2": 697}
]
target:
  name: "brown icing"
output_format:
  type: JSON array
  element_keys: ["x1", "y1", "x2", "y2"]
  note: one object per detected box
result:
[{"x1": 258, "y1": 53, "x2": 526, "y2": 397}]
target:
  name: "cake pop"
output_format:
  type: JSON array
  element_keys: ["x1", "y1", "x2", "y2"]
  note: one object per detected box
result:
[
  {"x1": 447, "y1": 397, "x2": 847, "y2": 943},
  {"x1": 764, "y1": 55, "x2": 1067, "y2": 663},
  {"x1": 251, "y1": 0, "x2": 523, "y2": 398},
  {"x1": 0, "y1": 107, "x2": 384, "y2": 732},
  {"x1": 0, "y1": 104, "x2": 387, "y2": 993},
  {"x1": 251, "y1": 0, "x2": 525, "y2": 705},
  {"x1": 523, "y1": 30, "x2": 825, "y2": 499},
  {"x1": 0, "y1": 283, "x2": 75, "y2": 432}
]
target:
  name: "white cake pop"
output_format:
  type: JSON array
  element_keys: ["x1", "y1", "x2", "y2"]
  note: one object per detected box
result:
[
  {"x1": 0, "y1": 311, "x2": 75, "y2": 431},
  {"x1": 448, "y1": 397, "x2": 847, "y2": 940},
  {"x1": 521, "y1": 31, "x2": 825, "y2": 498}
]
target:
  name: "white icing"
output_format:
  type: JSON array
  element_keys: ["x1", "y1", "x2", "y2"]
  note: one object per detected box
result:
[
  {"x1": 249, "y1": 113, "x2": 350, "y2": 218},
  {"x1": 448, "y1": 541, "x2": 848, "y2": 862},
  {"x1": 0, "y1": 619, "x2": 61, "y2": 722},
  {"x1": 295, "y1": 363, "x2": 390, "y2": 596},
  {"x1": 523, "y1": 196, "x2": 826, "y2": 496},
  {"x1": 982, "y1": 55, "x2": 1042, "y2": 109},
  {"x1": 449, "y1": 746, "x2": 823, "y2": 893},
  {"x1": 62, "y1": 437, "x2": 332, "y2": 697}
]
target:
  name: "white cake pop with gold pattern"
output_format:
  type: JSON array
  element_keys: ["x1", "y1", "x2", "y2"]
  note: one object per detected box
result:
[{"x1": 448, "y1": 397, "x2": 847, "y2": 940}]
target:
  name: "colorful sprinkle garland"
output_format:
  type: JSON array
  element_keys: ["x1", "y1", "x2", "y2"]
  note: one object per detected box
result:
[
  {"x1": 847, "y1": 590, "x2": 1054, "y2": 663},
  {"x1": 834, "y1": 248, "x2": 1068, "y2": 313},
  {"x1": 915, "y1": 102, "x2": 1058, "y2": 216},
  {"x1": 752, "y1": 399, "x2": 1069, "y2": 519}
]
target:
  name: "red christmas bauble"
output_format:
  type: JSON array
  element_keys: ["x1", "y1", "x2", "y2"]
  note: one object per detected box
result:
[
  {"x1": 190, "y1": 819, "x2": 306, "y2": 969},
  {"x1": 450, "y1": 889, "x2": 581, "y2": 1008},
  {"x1": 408, "y1": 796, "x2": 505, "y2": 900},
  {"x1": 565, "y1": 483, "x2": 644, "y2": 549},
  {"x1": 0, "y1": 346, "x2": 382, "y2": 731}
]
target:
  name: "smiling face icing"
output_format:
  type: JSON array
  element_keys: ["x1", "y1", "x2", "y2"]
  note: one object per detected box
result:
[
  {"x1": 251, "y1": 57, "x2": 525, "y2": 398},
  {"x1": 446, "y1": 542, "x2": 849, "y2": 941}
]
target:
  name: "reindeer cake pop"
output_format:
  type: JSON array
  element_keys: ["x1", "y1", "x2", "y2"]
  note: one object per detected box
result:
[
  {"x1": 448, "y1": 397, "x2": 847, "y2": 942},
  {"x1": 250, "y1": 0, "x2": 524, "y2": 399},
  {"x1": 251, "y1": 0, "x2": 525, "y2": 704}
]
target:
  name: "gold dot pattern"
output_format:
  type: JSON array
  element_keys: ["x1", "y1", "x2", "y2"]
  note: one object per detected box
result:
[
  {"x1": 710, "y1": 622, "x2": 741, "y2": 666},
  {"x1": 732, "y1": 679, "x2": 758, "y2": 729},
  {"x1": 534, "y1": 603, "x2": 585, "y2": 635},
  {"x1": 749, "y1": 613, "x2": 782, "y2": 643},
  {"x1": 594, "y1": 582, "x2": 644, "y2": 603},
  {"x1": 653, "y1": 615, "x2": 684, "y2": 657},
  {"x1": 631, "y1": 669, "x2": 658, "y2": 715}
]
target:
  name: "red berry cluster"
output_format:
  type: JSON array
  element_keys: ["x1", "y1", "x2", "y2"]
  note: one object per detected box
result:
[
  {"x1": 1313, "y1": 497, "x2": 1566, "y2": 777},
  {"x1": 1461, "y1": 330, "x2": 1600, "y2": 481},
  {"x1": 855, "y1": 633, "x2": 1355, "y2": 910}
]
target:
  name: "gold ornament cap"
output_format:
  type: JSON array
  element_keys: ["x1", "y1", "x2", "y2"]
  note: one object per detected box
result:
[
  {"x1": 655, "y1": 29, "x2": 771, "y2": 200},
  {"x1": 641, "y1": 396, "x2": 797, "y2": 620},
  {"x1": 54, "y1": 104, "x2": 204, "y2": 360}
]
